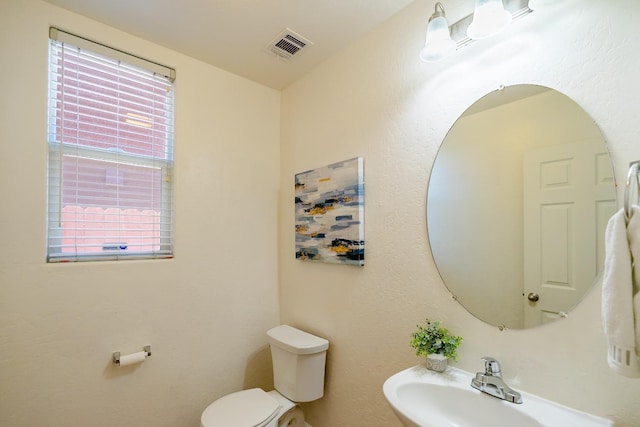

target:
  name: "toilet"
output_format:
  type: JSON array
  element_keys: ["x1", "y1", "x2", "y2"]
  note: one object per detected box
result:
[{"x1": 201, "y1": 325, "x2": 329, "y2": 427}]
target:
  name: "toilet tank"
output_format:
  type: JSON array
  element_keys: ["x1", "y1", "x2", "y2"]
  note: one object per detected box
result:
[{"x1": 266, "y1": 325, "x2": 329, "y2": 402}]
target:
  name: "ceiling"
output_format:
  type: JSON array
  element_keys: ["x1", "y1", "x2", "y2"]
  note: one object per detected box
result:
[{"x1": 44, "y1": 0, "x2": 415, "y2": 90}]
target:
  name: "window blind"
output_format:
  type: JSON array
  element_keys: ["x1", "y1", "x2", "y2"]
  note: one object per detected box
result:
[{"x1": 47, "y1": 28, "x2": 175, "y2": 262}]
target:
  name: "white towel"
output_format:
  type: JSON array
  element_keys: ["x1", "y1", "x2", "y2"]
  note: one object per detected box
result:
[
  {"x1": 602, "y1": 207, "x2": 640, "y2": 377},
  {"x1": 629, "y1": 206, "x2": 640, "y2": 352}
]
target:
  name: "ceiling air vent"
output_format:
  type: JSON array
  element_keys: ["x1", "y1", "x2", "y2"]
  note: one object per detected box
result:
[{"x1": 265, "y1": 28, "x2": 313, "y2": 61}]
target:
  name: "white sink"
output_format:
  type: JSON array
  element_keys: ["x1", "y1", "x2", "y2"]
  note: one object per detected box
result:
[{"x1": 383, "y1": 365, "x2": 613, "y2": 427}]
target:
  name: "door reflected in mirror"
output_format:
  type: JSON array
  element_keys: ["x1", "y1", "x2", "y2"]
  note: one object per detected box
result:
[{"x1": 427, "y1": 85, "x2": 616, "y2": 329}]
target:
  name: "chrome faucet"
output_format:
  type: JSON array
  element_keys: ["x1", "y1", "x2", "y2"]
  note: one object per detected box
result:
[{"x1": 470, "y1": 357, "x2": 523, "y2": 404}]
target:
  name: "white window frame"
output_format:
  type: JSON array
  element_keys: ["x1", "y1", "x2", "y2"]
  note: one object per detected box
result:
[{"x1": 46, "y1": 28, "x2": 176, "y2": 262}]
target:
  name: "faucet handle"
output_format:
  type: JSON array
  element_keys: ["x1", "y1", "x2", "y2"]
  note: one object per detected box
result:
[{"x1": 481, "y1": 356, "x2": 502, "y2": 376}]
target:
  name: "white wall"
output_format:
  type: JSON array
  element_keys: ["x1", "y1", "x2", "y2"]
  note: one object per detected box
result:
[
  {"x1": 0, "y1": 1, "x2": 281, "y2": 426},
  {"x1": 280, "y1": 0, "x2": 640, "y2": 426}
]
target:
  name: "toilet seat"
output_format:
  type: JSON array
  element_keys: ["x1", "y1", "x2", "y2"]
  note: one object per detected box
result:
[{"x1": 201, "y1": 388, "x2": 281, "y2": 427}]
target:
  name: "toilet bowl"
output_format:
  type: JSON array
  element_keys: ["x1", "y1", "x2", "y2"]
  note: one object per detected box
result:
[
  {"x1": 200, "y1": 388, "x2": 304, "y2": 427},
  {"x1": 268, "y1": 390, "x2": 305, "y2": 427},
  {"x1": 200, "y1": 325, "x2": 329, "y2": 427}
]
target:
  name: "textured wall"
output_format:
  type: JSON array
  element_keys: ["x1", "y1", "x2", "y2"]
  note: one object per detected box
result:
[
  {"x1": 0, "y1": 1, "x2": 280, "y2": 426},
  {"x1": 280, "y1": 0, "x2": 640, "y2": 426}
]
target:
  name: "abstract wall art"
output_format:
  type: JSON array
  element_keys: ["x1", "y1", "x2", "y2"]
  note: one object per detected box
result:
[{"x1": 295, "y1": 157, "x2": 364, "y2": 266}]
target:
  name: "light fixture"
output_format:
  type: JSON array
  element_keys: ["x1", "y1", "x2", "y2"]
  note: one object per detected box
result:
[
  {"x1": 527, "y1": 0, "x2": 555, "y2": 10},
  {"x1": 420, "y1": 2, "x2": 456, "y2": 63},
  {"x1": 467, "y1": 0, "x2": 512, "y2": 40},
  {"x1": 420, "y1": 0, "x2": 532, "y2": 62}
]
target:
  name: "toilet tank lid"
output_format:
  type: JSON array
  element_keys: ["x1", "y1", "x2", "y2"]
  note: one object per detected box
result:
[{"x1": 267, "y1": 325, "x2": 329, "y2": 355}]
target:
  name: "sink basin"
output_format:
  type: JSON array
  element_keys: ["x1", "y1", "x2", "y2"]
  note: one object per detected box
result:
[{"x1": 383, "y1": 365, "x2": 613, "y2": 427}]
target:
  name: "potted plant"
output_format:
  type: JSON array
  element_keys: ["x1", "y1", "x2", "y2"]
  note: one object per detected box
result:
[{"x1": 410, "y1": 319, "x2": 462, "y2": 372}]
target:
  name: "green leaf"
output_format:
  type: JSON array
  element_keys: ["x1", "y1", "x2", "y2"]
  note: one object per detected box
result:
[{"x1": 409, "y1": 318, "x2": 463, "y2": 361}]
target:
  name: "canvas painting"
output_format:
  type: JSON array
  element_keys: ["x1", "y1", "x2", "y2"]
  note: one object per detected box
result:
[{"x1": 295, "y1": 157, "x2": 364, "y2": 266}]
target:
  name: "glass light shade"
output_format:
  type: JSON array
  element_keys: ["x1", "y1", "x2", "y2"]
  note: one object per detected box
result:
[
  {"x1": 420, "y1": 15, "x2": 456, "y2": 62},
  {"x1": 467, "y1": 0, "x2": 512, "y2": 40},
  {"x1": 527, "y1": 0, "x2": 555, "y2": 10}
]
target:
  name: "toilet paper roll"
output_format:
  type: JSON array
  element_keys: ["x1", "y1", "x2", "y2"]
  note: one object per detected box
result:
[{"x1": 118, "y1": 351, "x2": 147, "y2": 367}]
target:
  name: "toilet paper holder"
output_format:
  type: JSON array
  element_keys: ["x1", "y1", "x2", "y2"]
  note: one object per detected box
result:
[{"x1": 112, "y1": 345, "x2": 152, "y2": 365}]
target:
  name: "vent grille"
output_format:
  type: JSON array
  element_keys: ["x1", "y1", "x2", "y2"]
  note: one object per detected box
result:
[{"x1": 266, "y1": 29, "x2": 313, "y2": 61}]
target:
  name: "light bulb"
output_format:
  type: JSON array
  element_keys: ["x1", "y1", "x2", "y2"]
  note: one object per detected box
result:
[
  {"x1": 527, "y1": 0, "x2": 555, "y2": 10},
  {"x1": 467, "y1": 0, "x2": 512, "y2": 40}
]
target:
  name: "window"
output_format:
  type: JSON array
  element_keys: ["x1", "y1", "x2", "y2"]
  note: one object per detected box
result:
[{"x1": 46, "y1": 28, "x2": 175, "y2": 262}]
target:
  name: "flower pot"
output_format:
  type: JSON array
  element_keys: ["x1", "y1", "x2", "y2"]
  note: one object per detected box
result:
[{"x1": 426, "y1": 353, "x2": 448, "y2": 372}]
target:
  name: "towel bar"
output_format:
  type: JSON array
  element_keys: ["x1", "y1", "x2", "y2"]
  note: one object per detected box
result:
[{"x1": 624, "y1": 161, "x2": 640, "y2": 222}]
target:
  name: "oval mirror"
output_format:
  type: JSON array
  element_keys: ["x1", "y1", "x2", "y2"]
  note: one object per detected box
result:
[{"x1": 427, "y1": 84, "x2": 617, "y2": 329}]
